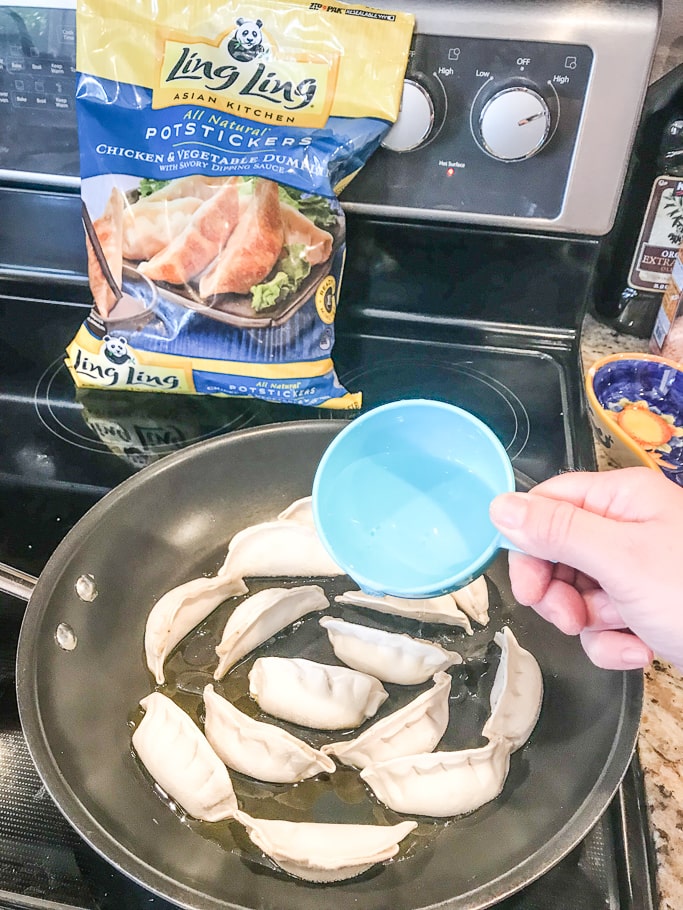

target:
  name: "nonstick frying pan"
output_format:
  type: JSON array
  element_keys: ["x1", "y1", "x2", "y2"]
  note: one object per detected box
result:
[{"x1": 8, "y1": 421, "x2": 641, "y2": 910}]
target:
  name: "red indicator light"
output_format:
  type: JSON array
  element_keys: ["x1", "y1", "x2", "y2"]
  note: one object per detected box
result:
[{"x1": 446, "y1": 167, "x2": 455, "y2": 177}]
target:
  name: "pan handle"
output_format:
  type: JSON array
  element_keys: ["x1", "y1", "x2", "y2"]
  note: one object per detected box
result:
[{"x1": 0, "y1": 562, "x2": 37, "y2": 602}]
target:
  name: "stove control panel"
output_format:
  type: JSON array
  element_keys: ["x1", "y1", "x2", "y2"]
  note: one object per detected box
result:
[
  {"x1": 340, "y1": 0, "x2": 660, "y2": 236},
  {"x1": 0, "y1": 5, "x2": 79, "y2": 186},
  {"x1": 343, "y1": 35, "x2": 590, "y2": 221}
]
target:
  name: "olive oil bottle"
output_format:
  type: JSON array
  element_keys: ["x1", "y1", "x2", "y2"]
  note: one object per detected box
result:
[{"x1": 593, "y1": 64, "x2": 683, "y2": 336}]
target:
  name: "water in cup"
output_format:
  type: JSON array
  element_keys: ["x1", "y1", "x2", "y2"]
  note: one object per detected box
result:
[{"x1": 331, "y1": 449, "x2": 499, "y2": 590}]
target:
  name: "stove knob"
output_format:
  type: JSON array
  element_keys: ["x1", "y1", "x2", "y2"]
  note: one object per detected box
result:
[
  {"x1": 474, "y1": 85, "x2": 551, "y2": 161},
  {"x1": 381, "y1": 78, "x2": 435, "y2": 152}
]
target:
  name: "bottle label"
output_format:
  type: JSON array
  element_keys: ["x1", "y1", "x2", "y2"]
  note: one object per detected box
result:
[
  {"x1": 628, "y1": 176, "x2": 683, "y2": 291},
  {"x1": 650, "y1": 249, "x2": 683, "y2": 355}
]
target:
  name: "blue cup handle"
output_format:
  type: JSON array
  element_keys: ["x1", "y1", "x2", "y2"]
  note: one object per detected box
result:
[
  {"x1": 497, "y1": 534, "x2": 557, "y2": 563},
  {"x1": 498, "y1": 534, "x2": 524, "y2": 554}
]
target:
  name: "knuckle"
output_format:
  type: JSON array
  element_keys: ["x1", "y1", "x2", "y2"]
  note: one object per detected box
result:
[{"x1": 534, "y1": 500, "x2": 577, "y2": 549}]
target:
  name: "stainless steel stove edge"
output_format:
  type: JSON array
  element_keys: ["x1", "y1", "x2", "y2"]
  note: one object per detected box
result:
[{"x1": 340, "y1": 0, "x2": 661, "y2": 236}]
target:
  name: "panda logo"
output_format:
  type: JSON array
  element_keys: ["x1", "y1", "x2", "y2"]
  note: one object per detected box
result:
[
  {"x1": 227, "y1": 18, "x2": 268, "y2": 62},
  {"x1": 102, "y1": 334, "x2": 133, "y2": 365}
]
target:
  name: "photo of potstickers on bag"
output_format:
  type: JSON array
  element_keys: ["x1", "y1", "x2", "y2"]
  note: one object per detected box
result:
[
  {"x1": 86, "y1": 175, "x2": 341, "y2": 328},
  {"x1": 65, "y1": 0, "x2": 414, "y2": 407}
]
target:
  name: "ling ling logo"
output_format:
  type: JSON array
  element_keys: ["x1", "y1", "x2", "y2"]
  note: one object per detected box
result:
[
  {"x1": 70, "y1": 338, "x2": 180, "y2": 391},
  {"x1": 156, "y1": 18, "x2": 340, "y2": 128}
]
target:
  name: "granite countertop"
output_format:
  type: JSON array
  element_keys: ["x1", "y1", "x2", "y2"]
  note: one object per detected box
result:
[{"x1": 580, "y1": 313, "x2": 683, "y2": 910}]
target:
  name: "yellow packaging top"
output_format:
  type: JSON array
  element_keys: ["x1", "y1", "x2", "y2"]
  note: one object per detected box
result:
[{"x1": 77, "y1": 0, "x2": 415, "y2": 124}]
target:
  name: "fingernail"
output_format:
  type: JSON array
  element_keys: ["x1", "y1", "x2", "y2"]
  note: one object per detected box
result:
[
  {"x1": 490, "y1": 493, "x2": 528, "y2": 530},
  {"x1": 621, "y1": 647, "x2": 651, "y2": 668}
]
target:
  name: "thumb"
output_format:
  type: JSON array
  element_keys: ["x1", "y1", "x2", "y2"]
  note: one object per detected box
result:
[{"x1": 490, "y1": 491, "x2": 626, "y2": 582}]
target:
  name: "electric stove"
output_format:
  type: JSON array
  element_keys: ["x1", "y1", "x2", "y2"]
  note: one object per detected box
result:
[{"x1": 0, "y1": 0, "x2": 663, "y2": 903}]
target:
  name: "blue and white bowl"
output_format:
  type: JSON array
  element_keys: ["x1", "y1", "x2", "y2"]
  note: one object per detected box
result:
[{"x1": 585, "y1": 353, "x2": 683, "y2": 485}]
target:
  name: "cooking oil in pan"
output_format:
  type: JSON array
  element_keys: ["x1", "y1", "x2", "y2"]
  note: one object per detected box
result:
[{"x1": 129, "y1": 572, "x2": 504, "y2": 878}]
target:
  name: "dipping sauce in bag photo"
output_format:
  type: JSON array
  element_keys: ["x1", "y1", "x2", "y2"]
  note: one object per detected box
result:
[{"x1": 66, "y1": 0, "x2": 414, "y2": 407}]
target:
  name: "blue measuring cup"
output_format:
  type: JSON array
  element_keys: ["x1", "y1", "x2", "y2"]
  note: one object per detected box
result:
[{"x1": 312, "y1": 399, "x2": 518, "y2": 598}]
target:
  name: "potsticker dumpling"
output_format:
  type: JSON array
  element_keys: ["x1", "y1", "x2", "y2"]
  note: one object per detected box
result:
[
  {"x1": 233, "y1": 811, "x2": 417, "y2": 882},
  {"x1": 322, "y1": 671, "x2": 451, "y2": 769},
  {"x1": 122, "y1": 196, "x2": 203, "y2": 261},
  {"x1": 360, "y1": 738, "x2": 511, "y2": 818},
  {"x1": 214, "y1": 585, "x2": 328, "y2": 680},
  {"x1": 249, "y1": 657, "x2": 388, "y2": 730},
  {"x1": 482, "y1": 626, "x2": 543, "y2": 751},
  {"x1": 122, "y1": 174, "x2": 229, "y2": 260},
  {"x1": 277, "y1": 495, "x2": 315, "y2": 527},
  {"x1": 320, "y1": 616, "x2": 462, "y2": 685},
  {"x1": 140, "y1": 178, "x2": 241, "y2": 284},
  {"x1": 203, "y1": 684, "x2": 335, "y2": 783},
  {"x1": 452, "y1": 574, "x2": 490, "y2": 626},
  {"x1": 145, "y1": 573, "x2": 247, "y2": 685},
  {"x1": 335, "y1": 590, "x2": 472, "y2": 634},
  {"x1": 132, "y1": 692, "x2": 237, "y2": 822},
  {"x1": 199, "y1": 177, "x2": 284, "y2": 297},
  {"x1": 218, "y1": 520, "x2": 343, "y2": 580}
]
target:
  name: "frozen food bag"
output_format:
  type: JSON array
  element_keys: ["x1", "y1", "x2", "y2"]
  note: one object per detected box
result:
[{"x1": 65, "y1": 0, "x2": 414, "y2": 407}]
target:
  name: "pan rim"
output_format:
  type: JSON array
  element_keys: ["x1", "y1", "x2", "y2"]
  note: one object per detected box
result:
[{"x1": 15, "y1": 420, "x2": 644, "y2": 910}]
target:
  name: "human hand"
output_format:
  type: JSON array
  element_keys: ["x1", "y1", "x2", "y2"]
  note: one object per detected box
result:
[{"x1": 489, "y1": 466, "x2": 683, "y2": 671}]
